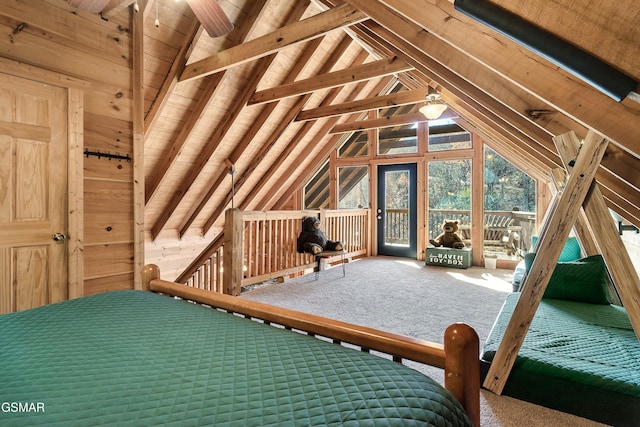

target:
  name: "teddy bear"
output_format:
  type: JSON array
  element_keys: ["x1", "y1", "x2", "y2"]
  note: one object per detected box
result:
[
  {"x1": 429, "y1": 220, "x2": 466, "y2": 249},
  {"x1": 297, "y1": 216, "x2": 343, "y2": 255}
]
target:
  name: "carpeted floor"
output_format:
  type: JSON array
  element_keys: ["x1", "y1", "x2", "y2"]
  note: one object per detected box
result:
[{"x1": 242, "y1": 256, "x2": 609, "y2": 426}]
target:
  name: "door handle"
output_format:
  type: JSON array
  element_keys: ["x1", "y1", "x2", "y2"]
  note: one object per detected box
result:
[{"x1": 52, "y1": 233, "x2": 66, "y2": 242}]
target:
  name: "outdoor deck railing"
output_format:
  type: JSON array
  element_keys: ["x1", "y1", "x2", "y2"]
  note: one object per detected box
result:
[
  {"x1": 385, "y1": 208, "x2": 409, "y2": 244},
  {"x1": 429, "y1": 209, "x2": 535, "y2": 253}
]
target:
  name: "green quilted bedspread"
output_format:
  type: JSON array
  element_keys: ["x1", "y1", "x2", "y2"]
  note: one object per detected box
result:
[
  {"x1": 1, "y1": 290, "x2": 470, "y2": 426},
  {"x1": 482, "y1": 293, "x2": 640, "y2": 397}
]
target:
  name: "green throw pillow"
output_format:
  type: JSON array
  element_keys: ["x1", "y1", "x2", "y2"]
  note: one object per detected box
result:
[
  {"x1": 531, "y1": 236, "x2": 582, "y2": 262},
  {"x1": 543, "y1": 255, "x2": 611, "y2": 304}
]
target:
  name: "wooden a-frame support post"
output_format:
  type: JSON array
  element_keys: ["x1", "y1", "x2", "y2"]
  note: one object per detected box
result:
[
  {"x1": 483, "y1": 130, "x2": 610, "y2": 394},
  {"x1": 554, "y1": 132, "x2": 640, "y2": 331}
]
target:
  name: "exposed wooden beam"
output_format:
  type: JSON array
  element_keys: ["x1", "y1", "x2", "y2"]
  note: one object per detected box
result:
[
  {"x1": 178, "y1": 33, "x2": 341, "y2": 237},
  {"x1": 296, "y1": 87, "x2": 428, "y2": 121},
  {"x1": 549, "y1": 167, "x2": 600, "y2": 258},
  {"x1": 150, "y1": 2, "x2": 313, "y2": 240},
  {"x1": 100, "y1": 0, "x2": 135, "y2": 18},
  {"x1": 330, "y1": 111, "x2": 455, "y2": 134},
  {"x1": 484, "y1": 131, "x2": 608, "y2": 394},
  {"x1": 145, "y1": 1, "x2": 270, "y2": 205},
  {"x1": 554, "y1": 132, "x2": 640, "y2": 338},
  {"x1": 249, "y1": 57, "x2": 413, "y2": 105},
  {"x1": 145, "y1": 73, "x2": 224, "y2": 205},
  {"x1": 351, "y1": 7, "x2": 640, "y2": 207},
  {"x1": 67, "y1": 0, "x2": 111, "y2": 13},
  {"x1": 199, "y1": 43, "x2": 369, "y2": 234},
  {"x1": 341, "y1": 20, "x2": 562, "y2": 176},
  {"x1": 150, "y1": 61, "x2": 264, "y2": 239},
  {"x1": 369, "y1": 0, "x2": 640, "y2": 156},
  {"x1": 245, "y1": 64, "x2": 378, "y2": 213},
  {"x1": 354, "y1": 15, "x2": 560, "y2": 160},
  {"x1": 355, "y1": 13, "x2": 640, "y2": 207},
  {"x1": 269, "y1": 79, "x2": 392, "y2": 210},
  {"x1": 179, "y1": 3, "x2": 367, "y2": 82}
]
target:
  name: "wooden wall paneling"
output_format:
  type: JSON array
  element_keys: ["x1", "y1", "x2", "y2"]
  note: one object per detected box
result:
[
  {"x1": 0, "y1": 20, "x2": 130, "y2": 91},
  {"x1": 84, "y1": 272, "x2": 134, "y2": 295},
  {"x1": 83, "y1": 112, "x2": 132, "y2": 153},
  {"x1": 83, "y1": 242, "x2": 134, "y2": 280},
  {"x1": 144, "y1": 0, "x2": 269, "y2": 182},
  {"x1": 483, "y1": 131, "x2": 608, "y2": 394},
  {"x1": 144, "y1": 18, "x2": 201, "y2": 137},
  {"x1": 84, "y1": 178, "x2": 133, "y2": 243},
  {"x1": 0, "y1": 2, "x2": 130, "y2": 69},
  {"x1": 149, "y1": 61, "x2": 267, "y2": 239},
  {"x1": 82, "y1": 89, "x2": 132, "y2": 122},
  {"x1": 222, "y1": 43, "x2": 366, "y2": 210},
  {"x1": 148, "y1": 231, "x2": 217, "y2": 282}
]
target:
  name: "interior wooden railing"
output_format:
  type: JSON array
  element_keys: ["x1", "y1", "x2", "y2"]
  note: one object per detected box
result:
[
  {"x1": 180, "y1": 208, "x2": 371, "y2": 296},
  {"x1": 176, "y1": 234, "x2": 225, "y2": 289}
]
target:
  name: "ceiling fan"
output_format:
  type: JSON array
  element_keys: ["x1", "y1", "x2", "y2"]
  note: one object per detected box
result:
[{"x1": 66, "y1": 0, "x2": 233, "y2": 38}]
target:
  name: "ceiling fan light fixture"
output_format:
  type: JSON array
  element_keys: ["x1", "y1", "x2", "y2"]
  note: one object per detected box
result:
[{"x1": 419, "y1": 88, "x2": 448, "y2": 120}]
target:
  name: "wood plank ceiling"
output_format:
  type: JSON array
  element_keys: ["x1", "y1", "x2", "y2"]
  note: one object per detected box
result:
[{"x1": 133, "y1": 0, "x2": 639, "y2": 244}]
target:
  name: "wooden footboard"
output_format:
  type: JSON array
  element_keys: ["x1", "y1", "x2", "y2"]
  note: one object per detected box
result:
[{"x1": 142, "y1": 264, "x2": 480, "y2": 426}]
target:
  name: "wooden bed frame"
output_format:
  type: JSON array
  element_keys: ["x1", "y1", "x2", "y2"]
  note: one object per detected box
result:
[{"x1": 142, "y1": 264, "x2": 480, "y2": 426}]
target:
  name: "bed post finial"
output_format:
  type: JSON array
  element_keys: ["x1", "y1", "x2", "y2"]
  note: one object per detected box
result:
[
  {"x1": 141, "y1": 264, "x2": 160, "y2": 291},
  {"x1": 444, "y1": 322, "x2": 480, "y2": 427}
]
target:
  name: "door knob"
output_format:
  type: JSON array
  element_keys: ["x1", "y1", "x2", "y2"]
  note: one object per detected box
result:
[{"x1": 52, "y1": 233, "x2": 66, "y2": 242}]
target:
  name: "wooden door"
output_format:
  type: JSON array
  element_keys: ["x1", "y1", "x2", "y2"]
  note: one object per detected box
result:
[
  {"x1": 0, "y1": 73, "x2": 68, "y2": 314},
  {"x1": 376, "y1": 163, "x2": 418, "y2": 258}
]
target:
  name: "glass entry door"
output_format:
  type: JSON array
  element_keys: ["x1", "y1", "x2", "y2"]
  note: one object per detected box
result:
[{"x1": 377, "y1": 163, "x2": 417, "y2": 258}]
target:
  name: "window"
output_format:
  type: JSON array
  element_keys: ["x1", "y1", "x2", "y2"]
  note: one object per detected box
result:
[
  {"x1": 304, "y1": 161, "x2": 330, "y2": 209},
  {"x1": 338, "y1": 131, "x2": 368, "y2": 158},
  {"x1": 484, "y1": 147, "x2": 535, "y2": 212},
  {"x1": 428, "y1": 119, "x2": 471, "y2": 151},
  {"x1": 484, "y1": 146, "x2": 537, "y2": 257},
  {"x1": 338, "y1": 166, "x2": 369, "y2": 209},
  {"x1": 427, "y1": 159, "x2": 472, "y2": 242}
]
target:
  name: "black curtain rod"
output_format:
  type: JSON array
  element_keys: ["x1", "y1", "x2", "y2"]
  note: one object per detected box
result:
[{"x1": 454, "y1": 0, "x2": 638, "y2": 102}]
